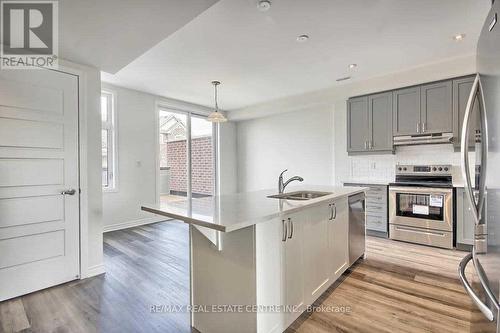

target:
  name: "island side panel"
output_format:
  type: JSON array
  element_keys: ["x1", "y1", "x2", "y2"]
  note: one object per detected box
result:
[
  {"x1": 191, "y1": 225, "x2": 257, "y2": 333},
  {"x1": 255, "y1": 217, "x2": 285, "y2": 333}
]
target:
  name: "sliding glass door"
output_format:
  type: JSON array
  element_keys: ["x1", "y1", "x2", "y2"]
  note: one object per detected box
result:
[
  {"x1": 191, "y1": 114, "x2": 215, "y2": 198},
  {"x1": 158, "y1": 109, "x2": 216, "y2": 205}
]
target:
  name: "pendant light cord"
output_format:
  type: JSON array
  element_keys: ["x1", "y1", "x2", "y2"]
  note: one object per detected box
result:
[{"x1": 214, "y1": 83, "x2": 219, "y2": 112}]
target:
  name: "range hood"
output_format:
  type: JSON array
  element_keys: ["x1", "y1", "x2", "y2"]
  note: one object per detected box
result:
[{"x1": 393, "y1": 132, "x2": 453, "y2": 146}]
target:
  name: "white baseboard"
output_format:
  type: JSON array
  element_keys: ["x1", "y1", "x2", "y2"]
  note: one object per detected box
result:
[
  {"x1": 86, "y1": 264, "x2": 106, "y2": 278},
  {"x1": 103, "y1": 216, "x2": 170, "y2": 233}
]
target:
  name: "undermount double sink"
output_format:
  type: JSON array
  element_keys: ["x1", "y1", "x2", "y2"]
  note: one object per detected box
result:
[{"x1": 267, "y1": 190, "x2": 333, "y2": 201}]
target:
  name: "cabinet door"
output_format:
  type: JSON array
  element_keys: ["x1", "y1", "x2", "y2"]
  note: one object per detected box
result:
[
  {"x1": 393, "y1": 87, "x2": 421, "y2": 136},
  {"x1": 329, "y1": 197, "x2": 349, "y2": 280},
  {"x1": 456, "y1": 188, "x2": 475, "y2": 246},
  {"x1": 369, "y1": 92, "x2": 393, "y2": 151},
  {"x1": 283, "y1": 211, "x2": 305, "y2": 326},
  {"x1": 453, "y1": 76, "x2": 479, "y2": 150},
  {"x1": 421, "y1": 80, "x2": 453, "y2": 134},
  {"x1": 303, "y1": 205, "x2": 330, "y2": 305},
  {"x1": 347, "y1": 96, "x2": 369, "y2": 152}
]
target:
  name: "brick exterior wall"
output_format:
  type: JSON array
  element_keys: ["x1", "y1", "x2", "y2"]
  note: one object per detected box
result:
[{"x1": 160, "y1": 136, "x2": 213, "y2": 196}]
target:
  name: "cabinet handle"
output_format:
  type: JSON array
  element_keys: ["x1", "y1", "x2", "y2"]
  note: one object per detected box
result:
[
  {"x1": 369, "y1": 141, "x2": 373, "y2": 150},
  {"x1": 417, "y1": 122, "x2": 420, "y2": 133},
  {"x1": 282, "y1": 219, "x2": 287, "y2": 242},
  {"x1": 287, "y1": 218, "x2": 293, "y2": 239},
  {"x1": 422, "y1": 122, "x2": 426, "y2": 133},
  {"x1": 364, "y1": 141, "x2": 368, "y2": 149},
  {"x1": 332, "y1": 203, "x2": 337, "y2": 220}
]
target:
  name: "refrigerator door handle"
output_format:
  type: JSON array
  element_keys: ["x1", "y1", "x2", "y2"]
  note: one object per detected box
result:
[
  {"x1": 461, "y1": 74, "x2": 481, "y2": 225},
  {"x1": 476, "y1": 76, "x2": 489, "y2": 223},
  {"x1": 459, "y1": 253, "x2": 495, "y2": 322}
]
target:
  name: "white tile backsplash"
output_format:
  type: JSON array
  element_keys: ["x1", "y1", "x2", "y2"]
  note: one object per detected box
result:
[{"x1": 347, "y1": 144, "x2": 475, "y2": 185}]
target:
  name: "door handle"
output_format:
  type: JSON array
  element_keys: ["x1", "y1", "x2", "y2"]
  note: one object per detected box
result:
[
  {"x1": 288, "y1": 218, "x2": 293, "y2": 239},
  {"x1": 61, "y1": 189, "x2": 76, "y2": 195},
  {"x1": 282, "y1": 219, "x2": 287, "y2": 242},
  {"x1": 461, "y1": 74, "x2": 480, "y2": 224},
  {"x1": 461, "y1": 74, "x2": 489, "y2": 254},
  {"x1": 458, "y1": 253, "x2": 495, "y2": 321},
  {"x1": 477, "y1": 76, "x2": 489, "y2": 222}
]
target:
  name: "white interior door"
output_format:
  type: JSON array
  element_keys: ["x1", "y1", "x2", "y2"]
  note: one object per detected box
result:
[{"x1": 0, "y1": 68, "x2": 80, "y2": 301}]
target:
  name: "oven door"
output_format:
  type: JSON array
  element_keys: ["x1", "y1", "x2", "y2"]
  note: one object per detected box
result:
[{"x1": 389, "y1": 186, "x2": 453, "y2": 232}]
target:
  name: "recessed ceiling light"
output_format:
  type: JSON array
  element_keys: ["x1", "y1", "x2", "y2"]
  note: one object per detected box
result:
[
  {"x1": 296, "y1": 34, "x2": 309, "y2": 42},
  {"x1": 336, "y1": 76, "x2": 351, "y2": 82},
  {"x1": 257, "y1": 0, "x2": 271, "y2": 12},
  {"x1": 453, "y1": 33, "x2": 466, "y2": 41},
  {"x1": 348, "y1": 63, "x2": 357, "y2": 69}
]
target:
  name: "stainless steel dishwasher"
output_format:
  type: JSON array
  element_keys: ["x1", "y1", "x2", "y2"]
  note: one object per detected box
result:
[{"x1": 348, "y1": 192, "x2": 366, "y2": 265}]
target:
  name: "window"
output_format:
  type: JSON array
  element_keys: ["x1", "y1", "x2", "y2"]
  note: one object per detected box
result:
[
  {"x1": 158, "y1": 109, "x2": 216, "y2": 205},
  {"x1": 101, "y1": 91, "x2": 117, "y2": 191}
]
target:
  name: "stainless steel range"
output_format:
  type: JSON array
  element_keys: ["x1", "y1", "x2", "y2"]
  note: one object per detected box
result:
[{"x1": 389, "y1": 164, "x2": 453, "y2": 249}]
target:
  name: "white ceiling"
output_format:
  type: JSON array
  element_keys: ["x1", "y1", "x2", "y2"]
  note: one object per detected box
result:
[
  {"x1": 102, "y1": 0, "x2": 491, "y2": 110},
  {"x1": 59, "y1": 0, "x2": 219, "y2": 73}
]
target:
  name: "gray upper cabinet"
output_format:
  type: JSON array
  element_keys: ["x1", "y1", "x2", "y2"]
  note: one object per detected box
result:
[
  {"x1": 347, "y1": 75, "x2": 470, "y2": 153},
  {"x1": 347, "y1": 96, "x2": 369, "y2": 152},
  {"x1": 347, "y1": 93, "x2": 393, "y2": 154},
  {"x1": 392, "y1": 86, "x2": 421, "y2": 136},
  {"x1": 420, "y1": 81, "x2": 453, "y2": 134},
  {"x1": 453, "y1": 76, "x2": 478, "y2": 150},
  {"x1": 369, "y1": 92, "x2": 393, "y2": 151}
]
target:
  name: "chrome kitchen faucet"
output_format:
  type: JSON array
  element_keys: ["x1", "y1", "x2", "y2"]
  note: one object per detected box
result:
[{"x1": 278, "y1": 169, "x2": 304, "y2": 194}]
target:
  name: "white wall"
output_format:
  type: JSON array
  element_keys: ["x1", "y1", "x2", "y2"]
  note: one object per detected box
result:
[
  {"x1": 219, "y1": 122, "x2": 238, "y2": 194},
  {"x1": 237, "y1": 106, "x2": 333, "y2": 192},
  {"x1": 233, "y1": 55, "x2": 476, "y2": 191},
  {"x1": 101, "y1": 84, "x2": 160, "y2": 230},
  {"x1": 101, "y1": 83, "x2": 238, "y2": 230}
]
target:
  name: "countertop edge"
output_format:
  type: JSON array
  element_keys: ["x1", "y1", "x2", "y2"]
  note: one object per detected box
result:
[
  {"x1": 141, "y1": 206, "x2": 227, "y2": 232},
  {"x1": 142, "y1": 187, "x2": 367, "y2": 233}
]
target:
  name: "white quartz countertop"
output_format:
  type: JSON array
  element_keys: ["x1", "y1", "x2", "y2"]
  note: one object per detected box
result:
[
  {"x1": 142, "y1": 185, "x2": 367, "y2": 232},
  {"x1": 342, "y1": 179, "x2": 390, "y2": 186}
]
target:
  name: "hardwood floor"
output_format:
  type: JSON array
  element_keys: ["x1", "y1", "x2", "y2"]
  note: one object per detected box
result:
[
  {"x1": 0, "y1": 221, "x2": 493, "y2": 333},
  {"x1": 0, "y1": 221, "x2": 193, "y2": 333},
  {"x1": 287, "y1": 237, "x2": 493, "y2": 333}
]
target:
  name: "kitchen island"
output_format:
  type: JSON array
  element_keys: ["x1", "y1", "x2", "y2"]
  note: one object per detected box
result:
[{"x1": 142, "y1": 186, "x2": 366, "y2": 333}]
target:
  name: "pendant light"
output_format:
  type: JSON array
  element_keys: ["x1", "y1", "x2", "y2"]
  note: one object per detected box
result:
[{"x1": 207, "y1": 81, "x2": 227, "y2": 123}]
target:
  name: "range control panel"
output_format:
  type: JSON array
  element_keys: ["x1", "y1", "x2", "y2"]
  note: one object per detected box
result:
[{"x1": 395, "y1": 164, "x2": 452, "y2": 176}]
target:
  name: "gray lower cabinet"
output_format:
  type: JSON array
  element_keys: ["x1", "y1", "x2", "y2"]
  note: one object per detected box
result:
[
  {"x1": 347, "y1": 93, "x2": 393, "y2": 154},
  {"x1": 421, "y1": 80, "x2": 453, "y2": 134},
  {"x1": 392, "y1": 86, "x2": 421, "y2": 136},
  {"x1": 453, "y1": 76, "x2": 479, "y2": 150},
  {"x1": 456, "y1": 187, "x2": 475, "y2": 246},
  {"x1": 344, "y1": 183, "x2": 388, "y2": 235}
]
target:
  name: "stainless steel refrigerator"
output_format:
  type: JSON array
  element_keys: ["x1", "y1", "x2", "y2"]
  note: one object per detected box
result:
[{"x1": 459, "y1": 1, "x2": 500, "y2": 332}]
